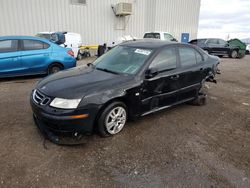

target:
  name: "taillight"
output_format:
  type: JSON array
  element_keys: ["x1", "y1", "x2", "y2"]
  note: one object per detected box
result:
[{"x1": 67, "y1": 50, "x2": 74, "y2": 57}]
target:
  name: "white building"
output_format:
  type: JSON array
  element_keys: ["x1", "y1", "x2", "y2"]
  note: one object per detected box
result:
[{"x1": 0, "y1": 0, "x2": 201, "y2": 45}]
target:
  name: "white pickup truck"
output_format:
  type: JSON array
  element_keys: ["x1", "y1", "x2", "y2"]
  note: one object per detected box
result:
[
  {"x1": 37, "y1": 32, "x2": 82, "y2": 59},
  {"x1": 143, "y1": 31, "x2": 177, "y2": 42}
]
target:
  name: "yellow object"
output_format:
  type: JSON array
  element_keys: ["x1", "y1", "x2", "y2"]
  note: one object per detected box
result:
[{"x1": 80, "y1": 45, "x2": 98, "y2": 50}]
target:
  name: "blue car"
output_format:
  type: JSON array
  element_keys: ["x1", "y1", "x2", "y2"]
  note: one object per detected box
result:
[{"x1": 0, "y1": 36, "x2": 76, "y2": 78}]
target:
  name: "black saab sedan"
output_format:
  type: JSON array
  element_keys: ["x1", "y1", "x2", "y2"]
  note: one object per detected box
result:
[{"x1": 30, "y1": 40, "x2": 219, "y2": 143}]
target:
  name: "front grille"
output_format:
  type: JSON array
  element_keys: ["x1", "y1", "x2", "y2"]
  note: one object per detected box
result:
[{"x1": 33, "y1": 89, "x2": 51, "y2": 106}]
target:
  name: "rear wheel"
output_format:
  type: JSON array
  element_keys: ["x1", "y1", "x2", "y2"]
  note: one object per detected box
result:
[
  {"x1": 230, "y1": 50, "x2": 238, "y2": 58},
  {"x1": 48, "y1": 64, "x2": 62, "y2": 74},
  {"x1": 189, "y1": 82, "x2": 207, "y2": 106},
  {"x1": 97, "y1": 101, "x2": 127, "y2": 137}
]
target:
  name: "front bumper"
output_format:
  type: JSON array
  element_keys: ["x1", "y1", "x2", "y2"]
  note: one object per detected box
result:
[{"x1": 30, "y1": 95, "x2": 99, "y2": 136}]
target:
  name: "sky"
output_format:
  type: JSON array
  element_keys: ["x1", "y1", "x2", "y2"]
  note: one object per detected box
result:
[{"x1": 198, "y1": 0, "x2": 250, "y2": 40}]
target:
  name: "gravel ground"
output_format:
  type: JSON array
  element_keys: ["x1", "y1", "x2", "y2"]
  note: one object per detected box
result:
[{"x1": 0, "y1": 56, "x2": 249, "y2": 188}]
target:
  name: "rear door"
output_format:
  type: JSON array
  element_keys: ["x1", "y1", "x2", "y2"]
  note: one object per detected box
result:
[
  {"x1": 217, "y1": 39, "x2": 230, "y2": 54},
  {"x1": 0, "y1": 39, "x2": 22, "y2": 76},
  {"x1": 20, "y1": 39, "x2": 51, "y2": 73},
  {"x1": 140, "y1": 47, "x2": 180, "y2": 114},
  {"x1": 206, "y1": 39, "x2": 219, "y2": 54},
  {"x1": 177, "y1": 46, "x2": 206, "y2": 101}
]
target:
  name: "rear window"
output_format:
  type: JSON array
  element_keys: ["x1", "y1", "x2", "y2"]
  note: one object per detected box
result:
[
  {"x1": 0, "y1": 40, "x2": 18, "y2": 53},
  {"x1": 36, "y1": 34, "x2": 51, "y2": 40},
  {"x1": 143, "y1": 33, "x2": 160, "y2": 39},
  {"x1": 22, "y1": 40, "x2": 49, "y2": 51}
]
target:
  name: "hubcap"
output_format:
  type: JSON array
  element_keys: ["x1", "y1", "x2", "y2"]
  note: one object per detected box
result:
[
  {"x1": 105, "y1": 107, "x2": 127, "y2": 135},
  {"x1": 51, "y1": 67, "x2": 60, "y2": 73}
]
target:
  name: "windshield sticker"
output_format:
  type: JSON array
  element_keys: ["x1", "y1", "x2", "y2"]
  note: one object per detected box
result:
[{"x1": 134, "y1": 49, "x2": 151, "y2": 56}]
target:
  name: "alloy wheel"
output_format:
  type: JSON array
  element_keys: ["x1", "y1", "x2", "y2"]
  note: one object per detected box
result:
[{"x1": 105, "y1": 106, "x2": 127, "y2": 135}]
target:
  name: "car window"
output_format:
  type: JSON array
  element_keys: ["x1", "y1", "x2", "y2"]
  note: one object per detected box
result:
[
  {"x1": 195, "y1": 51, "x2": 203, "y2": 63},
  {"x1": 143, "y1": 33, "x2": 161, "y2": 39},
  {"x1": 179, "y1": 47, "x2": 196, "y2": 67},
  {"x1": 149, "y1": 47, "x2": 177, "y2": 71},
  {"x1": 207, "y1": 39, "x2": 218, "y2": 45},
  {"x1": 218, "y1": 39, "x2": 227, "y2": 45},
  {"x1": 0, "y1": 40, "x2": 18, "y2": 53},
  {"x1": 164, "y1": 33, "x2": 174, "y2": 41},
  {"x1": 22, "y1": 40, "x2": 49, "y2": 51}
]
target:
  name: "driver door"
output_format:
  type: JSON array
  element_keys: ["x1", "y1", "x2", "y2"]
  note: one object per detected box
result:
[{"x1": 140, "y1": 47, "x2": 181, "y2": 114}]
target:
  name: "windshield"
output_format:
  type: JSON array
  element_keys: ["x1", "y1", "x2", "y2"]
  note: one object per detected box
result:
[
  {"x1": 36, "y1": 34, "x2": 52, "y2": 40},
  {"x1": 93, "y1": 46, "x2": 152, "y2": 75}
]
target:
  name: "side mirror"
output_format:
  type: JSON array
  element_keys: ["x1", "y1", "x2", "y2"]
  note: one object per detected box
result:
[{"x1": 145, "y1": 68, "x2": 158, "y2": 79}]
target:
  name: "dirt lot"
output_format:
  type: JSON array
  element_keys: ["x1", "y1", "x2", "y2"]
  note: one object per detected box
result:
[{"x1": 0, "y1": 56, "x2": 250, "y2": 188}]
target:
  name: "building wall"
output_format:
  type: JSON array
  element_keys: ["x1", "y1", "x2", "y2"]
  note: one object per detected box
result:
[{"x1": 0, "y1": 0, "x2": 201, "y2": 44}]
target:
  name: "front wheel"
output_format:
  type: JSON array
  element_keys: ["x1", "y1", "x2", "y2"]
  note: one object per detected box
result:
[
  {"x1": 97, "y1": 101, "x2": 127, "y2": 137},
  {"x1": 230, "y1": 50, "x2": 238, "y2": 58}
]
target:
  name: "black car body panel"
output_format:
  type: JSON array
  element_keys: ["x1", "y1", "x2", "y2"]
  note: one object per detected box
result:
[
  {"x1": 30, "y1": 40, "x2": 219, "y2": 139},
  {"x1": 189, "y1": 38, "x2": 239, "y2": 56}
]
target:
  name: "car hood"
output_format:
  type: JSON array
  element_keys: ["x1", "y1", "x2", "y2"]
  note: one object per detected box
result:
[{"x1": 36, "y1": 66, "x2": 133, "y2": 99}]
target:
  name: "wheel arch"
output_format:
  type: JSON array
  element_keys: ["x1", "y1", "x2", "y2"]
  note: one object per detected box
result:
[{"x1": 93, "y1": 97, "x2": 130, "y2": 131}]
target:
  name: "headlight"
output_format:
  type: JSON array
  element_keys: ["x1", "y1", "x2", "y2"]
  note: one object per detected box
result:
[{"x1": 50, "y1": 98, "x2": 81, "y2": 109}]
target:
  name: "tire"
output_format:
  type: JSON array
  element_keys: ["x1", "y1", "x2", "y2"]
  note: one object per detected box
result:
[
  {"x1": 230, "y1": 50, "x2": 238, "y2": 58},
  {"x1": 189, "y1": 82, "x2": 207, "y2": 106},
  {"x1": 97, "y1": 101, "x2": 127, "y2": 137},
  {"x1": 218, "y1": 55, "x2": 223, "y2": 58},
  {"x1": 48, "y1": 64, "x2": 62, "y2": 75},
  {"x1": 77, "y1": 51, "x2": 82, "y2": 60},
  {"x1": 190, "y1": 93, "x2": 207, "y2": 106}
]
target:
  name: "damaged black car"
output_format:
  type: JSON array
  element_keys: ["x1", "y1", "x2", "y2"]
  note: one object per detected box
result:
[{"x1": 30, "y1": 39, "x2": 219, "y2": 144}]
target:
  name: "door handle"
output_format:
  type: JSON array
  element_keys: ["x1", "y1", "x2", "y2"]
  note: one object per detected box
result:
[{"x1": 170, "y1": 74, "x2": 179, "y2": 80}]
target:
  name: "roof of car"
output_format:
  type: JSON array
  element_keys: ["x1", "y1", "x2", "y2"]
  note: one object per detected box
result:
[
  {"x1": 0, "y1": 35, "x2": 50, "y2": 42},
  {"x1": 144, "y1": 31, "x2": 172, "y2": 34},
  {"x1": 120, "y1": 39, "x2": 178, "y2": 49}
]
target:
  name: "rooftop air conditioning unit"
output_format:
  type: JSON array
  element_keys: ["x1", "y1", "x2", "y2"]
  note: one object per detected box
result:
[{"x1": 115, "y1": 3, "x2": 132, "y2": 16}]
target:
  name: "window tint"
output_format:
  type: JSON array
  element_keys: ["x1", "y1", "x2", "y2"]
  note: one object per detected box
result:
[
  {"x1": 179, "y1": 47, "x2": 196, "y2": 67},
  {"x1": 149, "y1": 48, "x2": 177, "y2": 71},
  {"x1": 164, "y1": 33, "x2": 174, "y2": 41},
  {"x1": 22, "y1": 40, "x2": 49, "y2": 50},
  {"x1": 0, "y1": 40, "x2": 18, "y2": 53}
]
